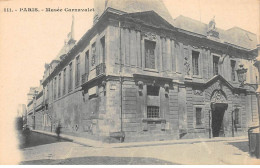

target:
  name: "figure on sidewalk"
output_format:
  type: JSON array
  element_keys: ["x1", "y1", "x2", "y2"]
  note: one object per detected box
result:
[{"x1": 55, "y1": 122, "x2": 62, "y2": 141}]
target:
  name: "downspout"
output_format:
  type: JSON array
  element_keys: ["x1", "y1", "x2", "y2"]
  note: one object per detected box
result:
[{"x1": 119, "y1": 21, "x2": 124, "y2": 142}]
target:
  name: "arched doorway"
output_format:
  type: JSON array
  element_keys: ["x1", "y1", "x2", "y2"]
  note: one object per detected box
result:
[{"x1": 210, "y1": 90, "x2": 228, "y2": 137}]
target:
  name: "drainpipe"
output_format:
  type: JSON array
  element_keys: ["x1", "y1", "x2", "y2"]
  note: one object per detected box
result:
[
  {"x1": 231, "y1": 110, "x2": 234, "y2": 137},
  {"x1": 209, "y1": 109, "x2": 211, "y2": 138},
  {"x1": 119, "y1": 21, "x2": 124, "y2": 142}
]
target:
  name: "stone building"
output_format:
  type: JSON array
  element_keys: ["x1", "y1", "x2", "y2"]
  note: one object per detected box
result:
[{"x1": 28, "y1": 0, "x2": 259, "y2": 142}]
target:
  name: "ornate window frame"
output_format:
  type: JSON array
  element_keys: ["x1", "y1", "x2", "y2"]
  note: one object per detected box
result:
[{"x1": 142, "y1": 32, "x2": 158, "y2": 72}]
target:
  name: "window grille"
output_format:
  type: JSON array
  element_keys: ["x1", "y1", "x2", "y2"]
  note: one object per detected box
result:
[{"x1": 147, "y1": 106, "x2": 160, "y2": 118}]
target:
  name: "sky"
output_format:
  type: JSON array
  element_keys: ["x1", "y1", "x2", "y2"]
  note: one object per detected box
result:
[
  {"x1": 0, "y1": 0, "x2": 259, "y2": 107},
  {"x1": 0, "y1": 0, "x2": 259, "y2": 164}
]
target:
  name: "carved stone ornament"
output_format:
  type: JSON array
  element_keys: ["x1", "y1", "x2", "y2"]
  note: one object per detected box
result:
[
  {"x1": 184, "y1": 56, "x2": 190, "y2": 76},
  {"x1": 194, "y1": 90, "x2": 203, "y2": 96},
  {"x1": 211, "y1": 90, "x2": 227, "y2": 104},
  {"x1": 144, "y1": 32, "x2": 157, "y2": 41},
  {"x1": 216, "y1": 80, "x2": 223, "y2": 90}
]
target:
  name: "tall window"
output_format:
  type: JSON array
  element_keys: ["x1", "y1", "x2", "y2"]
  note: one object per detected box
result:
[
  {"x1": 54, "y1": 77, "x2": 56, "y2": 100},
  {"x1": 101, "y1": 37, "x2": 105, "y2": 63},
  {"x1": 75, "y1": 56, "x2": 80, "y2": 87},
  {"x1": 145, "y1": 40, "x2": 156, "y2": 69},
  {"x1": 63, "y1": 68, "x2": 66, "y2": 95},
  {"x1": 195, "y1": 107, "x2": 202, "y2": 126},
  {"x1": 46, "y1": 84, "x2": 48, "y2": 100},
  {"x1": 85, "y1": 51, "x2": 89, "y2": 74},
  {"x1": 69, "y1": 63, "x2": 72, "y2": 92},
  {"x1": 234, "y1": 109, "x2": 240, "y2": 126},
  {"x1": 147, "y1": 85, "x2": 160, "y2": 118},
  {"x1": 91, "y1": 43, "x2": 96, "y2": 67},
  {"x1": 58, "y1": 73, "x2": 61, "y2": 98},
  {"x1": 231, "y1": 60, "x2": 236, "y2": 81},
  {"x1": 213, "y1": 56, "x2": 219, "y2": 76},
  {"x1": 192, "y1": 51, "x2": 199, "y2": 75}
]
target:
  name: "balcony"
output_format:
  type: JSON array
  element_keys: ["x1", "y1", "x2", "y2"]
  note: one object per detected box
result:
[
  {"x1": 82, "y1": 73, "x2": 89, "y2": 84},
  {"x1": 96, "y1": 63, "x2": 106, "y2": 76}
]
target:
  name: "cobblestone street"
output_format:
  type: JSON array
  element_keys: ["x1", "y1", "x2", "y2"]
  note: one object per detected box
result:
[{"x1": 19, "y1": 132, "x2": 260, "y2": 165}]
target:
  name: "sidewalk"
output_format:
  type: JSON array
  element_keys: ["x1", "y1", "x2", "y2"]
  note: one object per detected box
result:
[{"x1": 32, "y1": 130, "x2": 248, "y2": 148}]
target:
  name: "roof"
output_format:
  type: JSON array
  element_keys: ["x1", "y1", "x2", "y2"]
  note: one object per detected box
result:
[
  {"x1": 173, "y1": 15, "x2": 257, "y2": 50},
  {"x1": 95, "y1": 0, "x2": 173, "y2": 24}
]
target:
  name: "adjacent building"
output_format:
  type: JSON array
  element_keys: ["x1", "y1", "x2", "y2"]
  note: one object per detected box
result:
[{"x1": 26, "y1": 0, "x2": 259, "y2": 142}]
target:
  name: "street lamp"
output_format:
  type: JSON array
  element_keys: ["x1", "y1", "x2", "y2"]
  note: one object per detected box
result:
[{"x1": 236, "y1": 64, "x2": 248, "y2": 87}]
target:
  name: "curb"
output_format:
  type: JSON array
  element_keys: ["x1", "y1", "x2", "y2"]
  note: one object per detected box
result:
[{"x1": 32, "y1": 130, "x2": 248, "y2": 148}]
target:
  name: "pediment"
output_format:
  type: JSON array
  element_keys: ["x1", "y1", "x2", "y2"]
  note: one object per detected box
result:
[{"x1": 204, "y1": 75, "x2": 234, "y2": 91}]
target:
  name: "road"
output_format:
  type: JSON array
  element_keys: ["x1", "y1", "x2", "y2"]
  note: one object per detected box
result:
[{"x1": 19, "y1": 132, "x2": 260, "y2": 165}]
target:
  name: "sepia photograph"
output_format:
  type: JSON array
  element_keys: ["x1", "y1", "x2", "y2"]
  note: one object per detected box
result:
[{"x1": 0, "y1": 0, "x2": 260, "y2": 165}]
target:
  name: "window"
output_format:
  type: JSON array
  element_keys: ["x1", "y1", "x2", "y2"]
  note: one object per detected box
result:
[
  {"x1": 234, "y1": 109, "x2": 240, "y2": 126},
  {"x1": 68, "y1": 63, "x2": 72, "y2": 92},
  {"x1": 195, "y1": 107, "x2": 202, "y2": 126},
  {"x1": 213, "y1": 56, "x2": 219, "y2": 76},
  {"x1": 192, "y1": 51, "x2": 199, "y2": 75},
  {"x1": 54, "y1": 77, "x2": 56, "y2": 100},
  {"x1": 58, "y1": 73, "x2": 61, "y2": 98},
  {"x1": 63, "y1": 68, "x2": 66, "y2": 95},
  {"x1": 147, "y1": 85, "x2": 160, "y2": 96},
  {"x1": 101, "y1": 37, "x2": 105, "y2": 63},
  {"x1": 147, "y1": 106, "x2": 160, "y2": 118},
  {"x1": 75, "y1": 56, "x2": 80, "y2": 87},
  {"x1": 231, "y1": 60, "x2": 236, "y2": 81},
  {"x1": 45, "y1": 84, "x2": 48, "y2": 100},
  {"x1": 145, "y1": 40, "x2": 156, "y2": 69},
  {"x1": 91, "y1": 43, "x2": 96, "y2": 67},
  {"x1": 85, "y1": 51, "x2": 89, "y2": 74}
]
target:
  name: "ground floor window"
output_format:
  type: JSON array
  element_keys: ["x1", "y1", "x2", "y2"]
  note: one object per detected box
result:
[
  {"x1": 147, "y1": 106, "x2": 160, "y2": 118},
  {"x1": 234, "y1": 109, "x2": 241, "y2": 127},
  {"x1": 196, "y1": 107, "x2": 202, "y2": 126}
]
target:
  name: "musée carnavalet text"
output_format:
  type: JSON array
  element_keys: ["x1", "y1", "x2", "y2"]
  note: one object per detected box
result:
[{"x1": 26, "y1": 0, "x2": 259, "y2": 142}]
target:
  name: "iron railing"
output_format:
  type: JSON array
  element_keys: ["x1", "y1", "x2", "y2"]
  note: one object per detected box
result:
[{"x1": 96, "y1": 63, "x2": 106, "y2": 76}]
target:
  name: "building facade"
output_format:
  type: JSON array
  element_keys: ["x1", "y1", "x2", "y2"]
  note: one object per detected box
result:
[{"x1": 27, "y1": 0, "x2": 259, "y2": 142}]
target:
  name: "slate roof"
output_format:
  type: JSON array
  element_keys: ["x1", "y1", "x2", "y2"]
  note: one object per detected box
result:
[
  {"x1": 173, "y1": 15, "x2": 257, "y2": 50},
  {"x1": 97, "y1": 0, "x2": 257, "y2": 50},
  {"x1": 97, "y1": 0, "x2": 173, "y2": 25}
]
